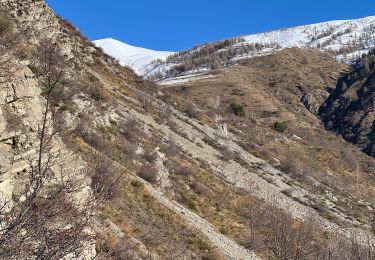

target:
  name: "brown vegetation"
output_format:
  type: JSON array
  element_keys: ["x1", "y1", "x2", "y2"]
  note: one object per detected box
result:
[{"x1": 159, "y1": 47, "x2": 375, "y2": 227}]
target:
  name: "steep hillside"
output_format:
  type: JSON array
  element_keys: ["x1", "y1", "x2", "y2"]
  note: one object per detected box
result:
[
  {"x1": 1, "y1": 1, "x2": 375, "y2": 259},
  {"x1": 0, "y1": 0, "x2": 225, "y2": 259},
  {"x1": 156, "y1": 47, "x2": 375, "y2": 242},
  {"x1": 320, "y1": 49, "x2": 375, "y2": 156},
  {"x1": 93, "y1": 38, "x2": 173, "y2": 75}
]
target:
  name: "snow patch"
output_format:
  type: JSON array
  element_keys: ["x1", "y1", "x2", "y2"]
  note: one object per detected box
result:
[{"x1": 93, "y1": 38, "x2": 174, "y2": 75}]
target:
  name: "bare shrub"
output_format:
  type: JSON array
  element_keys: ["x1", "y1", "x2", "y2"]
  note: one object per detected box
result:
[
  {"x1": 96, "y1": 231, "x2": 137, "y2": 260},
  {"x1": 185, "y1": 105, "x2": 201, "y2": 119},
  {"x1": 179, "y1": 166, "x2": 194, "y2": 176},
  {"x1": 258, "y1": 146, "x2": 273, "y2": 158},
  {"x1": 219, "y1": 146, "x2": 236, "y2": 162},
  {"x1": 89, "y1": 154, "x2": 123, "y2": 201},
  {"x1": 263, "y1": 211, "x2": 319, "y2": 260},
  {"x1": 0, "y1": 14, "x2": 12, "y2": 36},
  {"x1": 83, "y1": 131, "x2": 107, "y2": 151},
  {"x1": 326, "y1": 233, "x2": 375, "y2": 260},
  {"x1": 165, "y1": 160, "x2": 193, "y2": 177},
  {"x1": 0, "y1": 184, "x2": 93, "y2": 260},
  {"x1": 280, "y1": 158, "x2": 300, "y2": 177},
  {"x1": 160, "y1": 137, "x2": 181, "y2": 157},
  {"x1": 202, "y1": 251, "x2": 225, "y2": 260},
  {"x1": 142, "y1": 149, "x2": 158, "y2": 163},
  {"x1": 240, "y1": 200, "x2": 323, "y2": 259},
  {"x1": 138, "y1": 94, "x2": 152, "y2": 112},
  {"x1": 138, "y1": 164, "x2": 158, "y2": 184},
  {"x1": 175, "y1": 162, "x2": 194, "y2": 176},
  {"x1": 365, "y1": 159, "x2": 375, "y2": 174},
  {"x1": 368, "y1": 159, "x2": 375, "y2": 169},
  {"x1": 239, "y1": 141, "x2": 257, "y2": 152},
  {"x1": 239, "y1": 128, "x2": 272, "y2": 157},
  {"x1": 190, "y1": 180, "x2": 210, "y2": 196},
  {"x1": 74, "y1": 115, "x2": 91, "y2": 138},
  {"x1": 240, "y1": 196, "x2": 375, "y2": 259},
  {"x1": 0, "y1": 14, "x2": 23, "y2": 81},
  {"x1": 89, "y1": 85, "x2": 106, "y2": 101},
  {"x1": 156, "y1": 106, "x2": 172, "y2": 124},
  {"x1": 341, "y1": 147, "x2": 359, "y2": 171},
  {"x1": 119, "y1": 117, "x2": 140, "y2": 143},
  {"x1": 121, "y1": 142, "x2": 138, "y2": 165},
  {"x1": 2, "y1": 105, "x2": 23, "y2": 131},
  {"x1": 239, "y1": 203, "x2": 268, "y2": 250}
]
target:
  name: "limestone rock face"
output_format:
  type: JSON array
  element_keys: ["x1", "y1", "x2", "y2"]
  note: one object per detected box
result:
[
  {"x1": 154, "y1": 148, "x2": 172, "y2": 190},
  {"x1": 0, "y1": 107, "x2": 6, "y2": 134},
  {"x1": 300, "y1": 89, "x2": 329, "y2": 115},
  {"x1": 2, "y1": 0, "x2": 60, "y2": 36},
  {"x1": 0, "y1": 61, "x2": 87, "y2": 188},
  {"x1": 0, "y1": 30, "x2": 95, "y2": 260},
  {"x1": 0, "y1": 64, "x2": 42, "y2": 196},
  {"x1": 0, "y1": 1, "x2": 103, "y2": 257}
]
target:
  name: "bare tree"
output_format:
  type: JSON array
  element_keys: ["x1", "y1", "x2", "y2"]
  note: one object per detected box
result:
[
  {"x1": 241, "y1": 204, "x2": 321, "y2": 260},
  {"x1": 262, "y1": 210, "x2": 319, "y2": 260},
  {"x1": 0, "y1": 39, "x2": 94, "y2": 259},
  {"x1": 326, "y1": 233, "x2": 375, "y2": 260}
]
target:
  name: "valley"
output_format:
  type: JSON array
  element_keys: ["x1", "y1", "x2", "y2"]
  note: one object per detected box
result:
[{"x1": 1, "y1": 1, "x2": 375, "y2": 259}]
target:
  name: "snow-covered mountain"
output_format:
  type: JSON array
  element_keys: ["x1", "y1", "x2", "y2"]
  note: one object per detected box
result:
[
  {"x1": 150, "y1": 15, "x2": 375, "y2": 80},
  {"x1": 95, "y1": 15, "x2": 375, "y2": 80},
  {"x1": 243, "y1": 15, "x2": 375, "y2": 61},
  {"x1": 93, "y1": 38, "x2": 174, "y2": 75}
]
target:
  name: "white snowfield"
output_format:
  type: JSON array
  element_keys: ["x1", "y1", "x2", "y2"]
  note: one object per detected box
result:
[
  {"x1": 93, "y1": 38, "x2": 174, "y2": 75},
  {"x1": 243, "y1": 15, "x2": 375, "y2": 60},
  {"x1": 95, "y1": 15, "x2": 375, "y2": 79}
]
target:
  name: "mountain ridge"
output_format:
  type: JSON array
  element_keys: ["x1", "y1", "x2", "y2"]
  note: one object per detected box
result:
[{"x1": 96, "y1": 15, "x2": 375, "y2": 80}]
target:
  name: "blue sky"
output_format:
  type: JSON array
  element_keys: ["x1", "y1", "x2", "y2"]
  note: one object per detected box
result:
[{"x1": 46, "y1": 0, "x2": 375, "y2": 51}]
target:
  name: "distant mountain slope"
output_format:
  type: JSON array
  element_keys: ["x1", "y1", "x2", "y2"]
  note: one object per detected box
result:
[
  {"x1": 93, "y1": 38, "x2": 174, "y2": 75},
  {"x1": 134, "y1": 15, "x2": 375, "y2": 80},
  {"x1": 243, "y1": 15, "x2": 375, "y2": 60}
]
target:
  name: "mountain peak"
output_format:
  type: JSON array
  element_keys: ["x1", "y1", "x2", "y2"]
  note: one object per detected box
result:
[{"x1": 93, "y1": 38, "x2": 174, "y2": 75}]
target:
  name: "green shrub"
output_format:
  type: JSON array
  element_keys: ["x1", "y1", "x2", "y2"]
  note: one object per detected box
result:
[
  {"x1": 16, "y1": 45, "x2": 36, "y2": 60},
  {"x1": 90, "y1": 86, "x2": 105, "y2": 101},
  {"x1": 187, "y1": 200, "x2": 197, "y2": 211},
  {"x1": 250, "y1": 118, "x2": 257, "y2": 124},
  {"x1": 28, "y1": 64, "x2": 41, "y2": 75},
  {"x1": 188, "y1": 237, "x2": 211, "y2": 251},
  {"x1": 130, "y1": 180, "x2": 144, "y2": 189},
  {"x1": 272, "y1": 121, "x2": 287, "y2": 132},
  {"x1": 138, "y1": 165, "x2": 158, "y2": 184},
  {"x1": 0, "y1": 15, "x2": 12, "y2": 36},
  {"x1": 229, "y1": 102, "x2": 245, "y2": 117}
]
